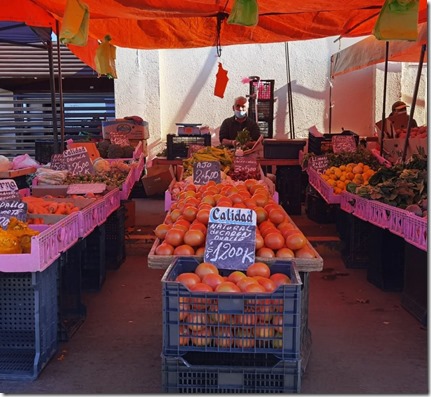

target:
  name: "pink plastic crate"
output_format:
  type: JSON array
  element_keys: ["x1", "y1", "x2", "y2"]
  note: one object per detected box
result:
[
  {"x1": 18, "y1": 188, "x2": 31, "y2": 198},
  {"x1": 55, "y1": 212, "x2": 81, "y2": 253},
  {"x1": 307, "y1": 166, "x2": 321, "y2": 192},
  {"x1": 78, "y1": 197, "x2": 107, "y2": 237},
  {"x1": 340, "y1": 191, "x2": 356, "y2": 213},
  {"x1": 387, "y1": 206, "x2": 407, "y2": 237},
  {"x1": 0, "y1": 224, "x2": 60, "y2": 272},
  {"x1": 307, "y1": 167, "x2": 341, "y2": 204},
  {"x1": 351, "y1": 195, "x2": 368, "y2": 221},
  {"x1": 134, "y1": 153, "x2": 146, "y2": 180},
  {"x1": 120, "y1": 170, "x2": 134, "y2": 200},
  {"x1": 403, "y1": 213, "x2": 427, "y2": 251},
  {"x1": 104, "y1": 188, "x2": 121, "y2": 218},
  {"x1": 367, "y1": 200, "x2": 391, "y2": 229}
]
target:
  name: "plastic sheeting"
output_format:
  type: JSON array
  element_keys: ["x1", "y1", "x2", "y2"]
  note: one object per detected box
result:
[{"x1": 331, "y1": 22, "x2": 428, "y2": 77}]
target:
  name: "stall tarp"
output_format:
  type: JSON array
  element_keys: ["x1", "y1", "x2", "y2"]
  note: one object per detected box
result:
[
  {"x1": 331, "y1": 22, "x2": 428, "y2": 77},
  {"x1": 0, "y1": 0, "x2": 428, "y2": 71}
]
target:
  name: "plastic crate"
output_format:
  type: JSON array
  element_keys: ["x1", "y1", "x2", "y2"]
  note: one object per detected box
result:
[
  {"x1": 305, "y1": 185, "x2": 337, "y2": 224},
  {"x1": 78, "y1": 197, "x2": 107, "y2": 238},
  {"x1": 167, "y1": 134, "x2": 211, "y2": 160},
  {"x1": 58, "y1": 241, "x2": 86, "y2": 342},
  {"x1": 162, "y1": 352, "x2": 301, "y2": 393},
  {"x1": 105, "y1": 205, "x2": 126, "y2": 270},
  {"x1": 35, "y1": 140, "x2": 64, "y2": 165},
  {"x1": 366, "y1": 200, "x2": 391, "y2": 229},
  {"x1": 307, "y1": 167, "x2": 341, "y2": 205},
  {"x1": 0, "y1": 261, "x2": 59, "y2": 380},
  {"x1": 162, "y1": 257, "x2": 302, "y2": 360},
  {"x1": 403, "y1": 213, "x2": 427, "y2": 252},
  {"x1": 263, "y1": 140, "x2": 306, "y2": 159},
  {"x1": 81, "y1": 224, "x2": 106, "y2": 291},
  {"x1": 340, "y1": 191, "x2": 368, "y2": 219},
  {"x1": 308, "y1": 130, "x2": 359, "y2": 155},
  {"x1": 104, "y1": 187, "x2": 122, "y2": 218},
  {"x1": 251, "y1": 80, "x2": 274, "y2": 100},
  {"x1": 276, "y1": 165, "x2": 302, "y2": 215},
  {"x1": 387, "y1": 205, "x2": 407, "y2": 238},
  {"x1": 119, "y1": 168, "x2": 135, "y2": 200}
]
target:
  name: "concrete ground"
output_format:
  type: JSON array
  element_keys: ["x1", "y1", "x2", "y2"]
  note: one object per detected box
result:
[{"x1": 0, "y1": 197, "x2": 428, "y2": 394}]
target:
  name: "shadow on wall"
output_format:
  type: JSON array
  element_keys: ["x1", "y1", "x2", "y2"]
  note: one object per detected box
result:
[{"x1": 171, "y1": 48, "x2": 218, "y2": 133}]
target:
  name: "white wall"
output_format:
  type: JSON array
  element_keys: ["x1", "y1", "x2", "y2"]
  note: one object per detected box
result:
[{"x1": 114, "y1": 37, "x2": 427, "y2": 154}]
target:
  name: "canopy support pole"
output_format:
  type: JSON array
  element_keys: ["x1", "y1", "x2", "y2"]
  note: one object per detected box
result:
[
  {"x1": 56, "y1": 20, "x2": 65, "y2": 152},
  {"x1": 47, "y1": 38, "x2": 59, "y2": 154},
  {"x1": 285, "y1": 42, "x2": 295, "y2": 139},
  {"x1": 379, "y1": 41, "x2": 389, "y2": 156},
  {"x1": 402, "y1": 43, "x2": 426, "y2": 163}
]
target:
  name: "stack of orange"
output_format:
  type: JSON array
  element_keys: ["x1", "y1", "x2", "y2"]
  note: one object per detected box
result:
[
  {"x1": 153, "y1": 179, "x2": 316, "y2": 259},
  {"x1": 321, "y1": 163, "x2": 376, "y2": 194}
]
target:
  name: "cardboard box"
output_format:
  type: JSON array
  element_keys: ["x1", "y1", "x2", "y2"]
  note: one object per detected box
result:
[
  {"x1": 382, "y1": 137, "x2": 427, "y2": 163},
  {"x1": 102, "y1": 119, "x2": 150, "y2": 140},
  {"x1": 142, "y1": 165, "x2": 174, "y2": 196}
]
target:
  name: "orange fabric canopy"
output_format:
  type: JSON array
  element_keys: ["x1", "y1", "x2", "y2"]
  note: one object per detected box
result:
[{"x1": 0, "y1": 0, "x2": 428, "y2": 71}]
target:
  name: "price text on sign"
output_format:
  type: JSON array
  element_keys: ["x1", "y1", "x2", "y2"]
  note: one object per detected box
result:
[
  {"x1": 204, "y1": 207, "x2": 257, "y2": 270},
  {"x1": 0, "y1": 200, "x2": 27, "y2": 227},
  {"x1": 309, "y1": 155, "x2": 329, "y2": 172},
  {"x1": 110, "y1": 131, "x2": 131, "y2": 147},
  {"x1": 0, "y1": 179, "x2": 20, "y2": 201},
  {"x1": 63, "y1": 147, "x2": 94, "y2": 175},
  {"x1": 332, "y1": 135, "x2": 357, "y2": 154},
  {"x1": 193, "y1": 161, "x2": 221, "y2": 185},
  {"x1": 50, "y1": 154, "x2": 68, "y2": 171},
  {"x1": 234, "y1": 156, "x2": 259, "y2": 174}
]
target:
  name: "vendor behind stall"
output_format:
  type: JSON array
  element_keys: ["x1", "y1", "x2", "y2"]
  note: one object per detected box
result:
[{"x1": 219, "y1": 96, "x2": 261, "y2": 148}]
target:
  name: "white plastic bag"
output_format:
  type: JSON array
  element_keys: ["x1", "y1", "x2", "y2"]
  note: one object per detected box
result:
[{"x1": 12, "y1": 154, "x2": 40, "y2": 170}]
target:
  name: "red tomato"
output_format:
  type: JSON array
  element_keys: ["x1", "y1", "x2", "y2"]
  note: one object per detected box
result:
[
  {"x1": 183, "y1": 229, "x2": 205, "y2": 247},
  {"x1": 164, "y1": 228, "x2": 184, "y2": 247},
  {"x1": 276, "y1": 247, "x2": 295, "y2": 258},
  {"x1": 215, "y1": 281, "x2": 241, "y2": 293},
  {"x1": 264, "y1": 232, "x2": 285, "y2": 251},
  {"x1": 155, "y1": 242, "x2": 174, "y2": 255},
  {"x1": 154, "y1": 223, "x2": 172, "y2": 240},
  {"x1": 194, "y1": 262, "x2": 219, "y2": 279},
  {"x1": 173, "y1": 244, "x2": 195, "y2": 255},
  {"x1": 246, "y1": 262, "x2": 271, "y2": 279},
  {"x1": 285, "y1": 232, "x2": 307, "y2": 250},
  {"x1": 176, "y1": 272, "x2": 201, "y2": 288},
  {"x1": 227, "y1": 271, "x2": 247, "y2": 284},
  {"x1": 202, "y1": 273, "x2": 225, "y2": 290},
  {"x1": 256, "y1": 247, "x2": 275, "y2": 258}
]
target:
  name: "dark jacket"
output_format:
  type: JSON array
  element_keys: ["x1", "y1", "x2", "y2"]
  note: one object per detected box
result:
[{"x1": 219, "y1": 116, "x2": 261, "y2": 143}]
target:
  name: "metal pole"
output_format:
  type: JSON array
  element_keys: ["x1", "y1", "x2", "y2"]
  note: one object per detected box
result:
[
  {"x1": 47, "y1": 39, "x2": 59, "y2": 154},
  {"x1": 402, "y1": 44, "x2": 426, "y2": 163},
  {"x1": 56, "y1": 20, "x2": 65, "y2": 152},
  {"x1": 379, "y1": 41, "x2": 389, "y2": 156},
  {"x1": 285, "y1": 42, "x2": 295, "y2": 138}
]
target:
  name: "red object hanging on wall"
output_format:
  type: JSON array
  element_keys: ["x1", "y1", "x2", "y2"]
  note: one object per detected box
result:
[{"x1": 214, "y1": 62, "x2": 229, "y2": 98}]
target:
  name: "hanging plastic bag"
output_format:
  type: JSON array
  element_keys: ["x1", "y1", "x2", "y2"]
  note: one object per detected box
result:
[
  {"x1": 227, "y1": 0, "x2": 259, "y2": 27},
  {"x1": 59, "y1": 0, "x2": 89, "y2": 46},
  {"x1": 373, "y1": 0, "x2": 419, "y2": 41},
  {"x1": 94, "y1": 35, "x2": 118, "y2": 79},
  {"x1": 214, "y1": 63, "x2": 229, "y2": 98}
]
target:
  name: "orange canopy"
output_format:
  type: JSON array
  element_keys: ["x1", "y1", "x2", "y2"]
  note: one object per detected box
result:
[{"x1": 0, "y1": 0, "x2": 428, "y2": 70}]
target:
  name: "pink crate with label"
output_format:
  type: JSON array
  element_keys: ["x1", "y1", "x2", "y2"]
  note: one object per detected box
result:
[
  {"x1": 403, "y1": 213, "x2": 427, "y2": 251},
  {"x1": 78, "y1": 197, "x2": 107, "y2": 237},
  {"x1": 104, "y1": 188, "x2": 121, "y2": 218},
  {"x1": 367, "y1": 200, "x2": 391, "y2": 229},
  {"x1": 55, "y1": 212, "x2": 81, "y2": 253},
  {"x1": 387, "y1": 206, "x2": 407, "y2": 237}
]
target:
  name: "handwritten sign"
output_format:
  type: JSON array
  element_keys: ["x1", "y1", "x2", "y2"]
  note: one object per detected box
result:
[
  {"x1": 309, "y1": 155, "x2": 329, "y2": 172},
  {"x1": 63, "y1": 147, "x2": 95, "y2": 175},
  {"x1": 110, "y1": 131, "x2": 131, "y2": 147},
  {"x1": 0, "y1": 179, "x2": 20, "y2": 201},
  {"x1": 50, "y1": 154, "x2": 68, "y2": 171},
  {"x1": 0, "y1": 200, "x2": 27, "y2": 228},
  {"x1": 234, "y1": 156, "x2": 259, "y2": 174},
  {"x1": 193, "y1": 161, "x2": 221, "y2": 185},
  {"x1": 204, "y1": 207, "x2": 257, "y2": 270},
  {"x1": 332, "y1": 135, "x2": 357, "y2": 154}
]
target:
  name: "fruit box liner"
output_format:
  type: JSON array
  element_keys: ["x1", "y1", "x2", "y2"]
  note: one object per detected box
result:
[
  {"x1": 161, "y1": 256, "x2": 302, "y2": 359},
  {"x1": 0, "y1": 212, "x2": 81, "y2": 272}
]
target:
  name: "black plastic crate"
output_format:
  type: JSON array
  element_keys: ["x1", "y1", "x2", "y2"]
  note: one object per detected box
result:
[
  {"x1": 162, "y1": 352, "x2": 301, "y2": 393},
  {"x1": 81, "y1": 224, "x2": 106, "y2": 291},
  {"x1": 58, "y1": 240, "x2": 87, "y2": 342},
  {"x1": 276, "y1": 165, "x2": 302, "y2": 215},
  {"x1": 263, "y1": 139, "x2": 306, "y2": 159},
  {"x1": 305, "y1": 185, "x2": 337, "y2": 224},
  {"x1": 308, "y1": 130, "x2": 359, "y2": 155},
  {"x1": 105, "y1": 205, "x2": 126, "y2": 270},
  {"x1": 167, "y1": 134, "x2": 211, "y2": 160},
  {"x1": 0, "y1": 261, "x2": 59, "y2": 380},
  {"x1": 35, "y1": 140, "x2": 65, "y2": 165}
]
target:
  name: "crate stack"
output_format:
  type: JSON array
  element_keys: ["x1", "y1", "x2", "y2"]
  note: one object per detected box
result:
[
  {"x1": 105, "y1": 204, "x2": 127, "y2": 270},
  {"x1": 161, "y1": 257, "x2": 302, "y2": 393}
]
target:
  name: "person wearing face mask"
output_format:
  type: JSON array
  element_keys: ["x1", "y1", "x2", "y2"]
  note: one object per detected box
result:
[{"x1": 219, "y1": 96, "x2": 261, "y2": 148}]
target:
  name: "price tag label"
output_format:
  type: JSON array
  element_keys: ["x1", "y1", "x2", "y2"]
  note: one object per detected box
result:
[
  {"x1": 332, "y1": 135, "x2": 357, "y2": 153},
  {"x1": 193, "y1": 161, "x2": 221, "y2": 185},
  {"x1": 50, "y1": 153, "x2": 68, "y2": 171},
  {"x1": 204, "y1": 207, "x2": 257, "y2": 270},
  {"x1": 110, "y1": 131, "x2": 131, "y2": 147},
  {"x1": 234, "y1": 156, "x2": 259, "y2": 174},
  {"x1": 309, "y1": 155, "x2": 329, "y2": 172},
  {"x1": 0, "y1": 199, "x2": 27, "y2": 228},
  {"x1": 0, "y1": 179, "x2": 20, "y2": 201},
  {"x1": 63, "y1": 147, "x2": 95, "y2": 176}
]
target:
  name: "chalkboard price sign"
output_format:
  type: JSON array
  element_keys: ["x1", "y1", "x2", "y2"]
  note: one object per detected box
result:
[
  {"x1": 332, "y1": 135, "x2": 357, "y2": 154},
  {"x1": 234, "y1": 156, "x2": 259, "y2": 174},
  {"x1": 309, "y1": 155, "x2": 329, "y2": 172},
  {"x1": 0, "y1": 199, "x2": 27, "y2": 228},
  {"x1": 50, "y1": 153, "x2": 68, "y2": 171},
  {"x1": 204, "y1": 207, "x2": 257, "y2": 269},
  {"x1": 193, "y1": 161, "x2": 221, "y2": 185},
  {"x1": 63, "y1": 147, "x2": 95, "y2": 175},
  {"x1": 0, "y1": 179, "x2": 20, "y2": 201}
]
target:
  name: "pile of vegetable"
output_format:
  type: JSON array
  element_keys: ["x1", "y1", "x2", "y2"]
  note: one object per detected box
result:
[
  {"x1": 182, "y1": 146, "x2": 234, "y2": 178},
  {"x1": 96, "y1": 140, "x2": 135, "y2": 158},
  {"x1": 0, "y1": 217, "x2": 40, "y2": 254}
]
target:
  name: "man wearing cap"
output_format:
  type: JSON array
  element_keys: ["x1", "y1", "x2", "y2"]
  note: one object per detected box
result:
[{"x1": 387, "y1": 101, "x2": 418, "y2": 136}]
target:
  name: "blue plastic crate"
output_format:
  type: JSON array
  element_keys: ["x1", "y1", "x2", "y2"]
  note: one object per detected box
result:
[
  {"x1": 162, "y1": 352, "x2": 301, "y2": 393},
  {"x1": 162, "y1": 257, "x2": 302, "y2": 360},
  {"x1": 0, "y1": 261, "x2": 59, "y2": 380}
]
